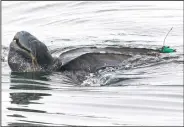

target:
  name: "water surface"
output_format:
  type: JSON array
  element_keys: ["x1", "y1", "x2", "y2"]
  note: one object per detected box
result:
[{"x1": 2, "y1": 1, "x2": 183, "y2": 126}]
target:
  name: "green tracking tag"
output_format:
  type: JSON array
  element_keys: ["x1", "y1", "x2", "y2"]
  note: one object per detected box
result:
[{"x1": 159, "y1": 46, "x2": 176, "y2": 53}]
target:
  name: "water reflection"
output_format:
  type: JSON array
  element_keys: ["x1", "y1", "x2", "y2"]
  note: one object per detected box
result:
[
  {"x1": 8, "y1": 122, "x2": 46, "y2": 126},
  {"x1": 9, "y1": 92, "x2": 51, "y2": 105},
  {"x1": 7, "y1": 71, "x2": 52, "y2": 122},
  {"x1": 9, "y1": 72, "x2": 52, "y2": 105},
  {"x1": 10, "y1": 72, "x2": 52, "y2": 81}
]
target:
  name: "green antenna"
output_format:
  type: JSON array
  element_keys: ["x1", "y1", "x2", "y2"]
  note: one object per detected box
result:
[{"x1": 163, "y1": 27, "x2": 173, "y2": 46}]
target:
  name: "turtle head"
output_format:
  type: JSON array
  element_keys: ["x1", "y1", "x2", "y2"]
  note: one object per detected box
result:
[{"x1": 8, "y1": 31, "x2": 54, "y2": 72}]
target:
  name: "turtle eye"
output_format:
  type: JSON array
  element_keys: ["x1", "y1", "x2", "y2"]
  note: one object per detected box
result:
[
  {"x1": 13, "y1": 37, "x2": 19, "y2": 43},
  {"x1": 13, "y1": 39, "x2": 16, "y2": 43}
]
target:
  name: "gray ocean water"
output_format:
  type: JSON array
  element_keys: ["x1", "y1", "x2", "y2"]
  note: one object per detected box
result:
[{"x1": 1, "y1": 1, "x2": 183, "y2": 126}]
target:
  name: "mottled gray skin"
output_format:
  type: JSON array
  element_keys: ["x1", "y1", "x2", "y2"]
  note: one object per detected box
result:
[{"x1": 8, "y1": 31, "x2": 61, "y2": 72}]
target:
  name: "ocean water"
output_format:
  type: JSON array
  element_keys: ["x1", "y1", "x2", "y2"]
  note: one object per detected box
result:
[{"x1": 1, "y1": 1, "x2": 183, "y2": 126}]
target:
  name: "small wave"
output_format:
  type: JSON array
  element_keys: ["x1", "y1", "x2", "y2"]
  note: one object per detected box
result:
[{"x1": 80, "y1": 52, "x2": 181, "y2": 86}]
